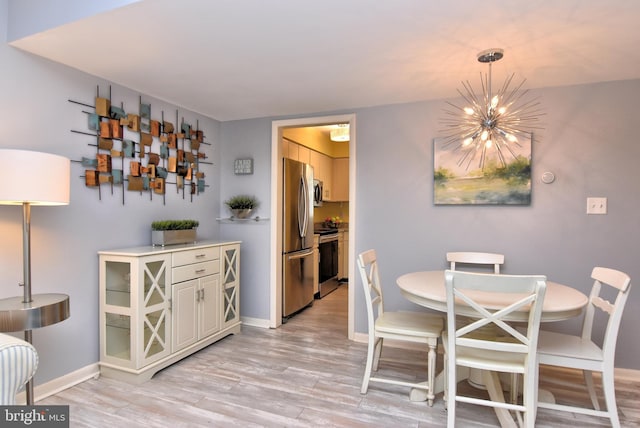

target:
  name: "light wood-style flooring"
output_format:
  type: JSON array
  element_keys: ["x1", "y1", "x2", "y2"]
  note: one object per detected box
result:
[{"x1": 40, "y1": 284, "x2": 640, "y2": 427}]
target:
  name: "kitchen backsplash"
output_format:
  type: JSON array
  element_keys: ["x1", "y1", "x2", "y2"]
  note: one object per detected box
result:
[{"x1": 314, "y1": 201, "x2": 349, "y2": 226}]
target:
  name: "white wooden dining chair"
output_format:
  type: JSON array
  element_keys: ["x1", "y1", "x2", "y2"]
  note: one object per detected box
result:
[
  {"x1": 447, "y1": 252, "x2": 505, "y2": 273},
  {"x1": 357, "y1": 249, "x2": 444, "y2": 406},
  {"x1": 447, "y1": 251, "x2": 516, "y2": 401},
  {"x1": 443, "y1": 270, "x2": 547, "y2": 428},
  {"x1": 536, "y1": 267, "x2": 631, "y2": 428}
]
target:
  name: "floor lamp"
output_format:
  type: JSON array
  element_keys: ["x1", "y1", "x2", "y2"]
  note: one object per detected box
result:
[{"x1": 0, "y1": 149, "x2": 71, "y2": 405}]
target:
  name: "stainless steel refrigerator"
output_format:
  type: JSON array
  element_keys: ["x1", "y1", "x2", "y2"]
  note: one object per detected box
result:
[{"x1": 282, "y1": 158, "x2": 314, "y2": 320}]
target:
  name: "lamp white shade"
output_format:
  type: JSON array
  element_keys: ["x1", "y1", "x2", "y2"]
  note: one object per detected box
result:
[{"x1": 0, "y1": 149, "x2": 70, "y2": 205}]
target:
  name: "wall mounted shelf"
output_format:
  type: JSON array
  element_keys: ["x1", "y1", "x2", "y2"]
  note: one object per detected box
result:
[{"x1": 216, "y1": 217, "x2": 269, "y2": 223}]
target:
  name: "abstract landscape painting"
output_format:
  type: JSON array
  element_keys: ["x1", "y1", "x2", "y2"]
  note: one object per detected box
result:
[{"x1": 433, "y1": 134, "x2": 532, "y2": 205}]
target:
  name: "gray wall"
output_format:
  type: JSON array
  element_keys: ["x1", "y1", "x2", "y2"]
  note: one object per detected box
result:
[
  {"x1": 0, "y1": 3, "x2": 222, "y2": 385},
  {"x1": 219, "y1": 118, "x2": 273, "y2": 320},
  {"x1": 220, "y1": 79, "x2": 640, "y2": 370}
]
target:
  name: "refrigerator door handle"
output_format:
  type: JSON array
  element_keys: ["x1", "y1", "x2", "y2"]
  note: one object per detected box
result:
[
  {"x1": 297, "y1": 176, "x2": 309, "y2": 238},
  {"x1": 288, "y1": 249, "x2": 314, "y2": 260}
]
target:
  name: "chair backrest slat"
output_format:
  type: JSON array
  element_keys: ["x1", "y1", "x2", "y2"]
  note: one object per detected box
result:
[
  {"x1": 458, "y1": 337, "x2": 529, "y2": 354},
  {"x1": 447, "y1": 252, "x2": 505, "y2": 274},
  {"x1": 591, "y1": 295, "x2": 614, "y2": 315}
]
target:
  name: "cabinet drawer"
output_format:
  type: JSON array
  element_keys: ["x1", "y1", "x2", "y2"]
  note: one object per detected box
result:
[
  {"x1": 173, "y1": 247, "x2": 219, "y2": 267},
  {"x1": 172, "y1": 261, "x2": 219, "y2": 283}
]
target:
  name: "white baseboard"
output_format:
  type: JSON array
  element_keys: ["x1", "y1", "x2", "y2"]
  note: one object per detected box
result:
[
  {"x1": 240, "y1": 316, "x2": 270, "y2": 328},
  {"x1": 16, "y1": 363, "x2": 100, "y2": 404},
  {"x1": 353, "y1": 331, "x2": 367, "y2": 344},
  {"x1": 615, "y1": 367, "x2": 640, "y2": 382}
]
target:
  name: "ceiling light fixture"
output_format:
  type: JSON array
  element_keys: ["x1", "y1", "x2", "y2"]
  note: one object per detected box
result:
[
  {"x1": 330, "y1": 125, "x2": 350, "y2": 142},
  {"x1": 440, "y1": 48, "x2": 544, "y2": 170}
]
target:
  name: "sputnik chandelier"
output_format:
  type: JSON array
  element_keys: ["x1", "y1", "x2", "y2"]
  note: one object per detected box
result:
[{"x1": 440, "y1": 48, "x2": 544, "y2": 170}]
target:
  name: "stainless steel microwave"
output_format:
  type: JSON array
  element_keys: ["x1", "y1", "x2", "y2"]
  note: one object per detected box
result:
[{"x1": 313, "y1": 179, "x2": 323, "y2": 207}]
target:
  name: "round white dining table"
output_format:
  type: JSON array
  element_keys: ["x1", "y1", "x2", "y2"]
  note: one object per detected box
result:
[
  {"x1": 397, "y1": 270, "x2": 588, "y2": 322},
  {"x1": 396, "y1": 270, "x2": 589, "y2": 428}
]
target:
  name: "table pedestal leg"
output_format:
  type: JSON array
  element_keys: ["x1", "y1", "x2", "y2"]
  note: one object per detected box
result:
[
  {"x1": 537, "y1": 388, "x2": 556, "y2": 404},
  {"x1": 483, "y1": 370, "x2": 517, "y2": 428},
  {"x1": 410, "y1": 368, "x2": 519, "y2": 428}
]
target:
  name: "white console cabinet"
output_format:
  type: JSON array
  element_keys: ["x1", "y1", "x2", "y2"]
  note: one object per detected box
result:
[
  {"x1": 221, "y1": 243, "x2": 241, "y2": 328},
  {"x1": 99, "y1": 240, "x2": 241, "y2": 383},
  {"x1": 171, "y1": 246, "x2": 221, "y2": 352}
]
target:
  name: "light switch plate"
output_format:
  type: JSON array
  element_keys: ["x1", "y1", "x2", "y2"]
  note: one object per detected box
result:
[{"x1": 587, "y1": 197, "x2": 607, "y2": 214}]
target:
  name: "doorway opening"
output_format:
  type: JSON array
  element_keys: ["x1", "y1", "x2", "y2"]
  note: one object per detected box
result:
[{"x1": 269, "y1": 114, "x2": 356, "y2": 340}]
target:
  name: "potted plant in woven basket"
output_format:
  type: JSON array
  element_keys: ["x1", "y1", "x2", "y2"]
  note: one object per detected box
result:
[{"x1": 151, "y1": 219, "x2": 199, "y2": 246}]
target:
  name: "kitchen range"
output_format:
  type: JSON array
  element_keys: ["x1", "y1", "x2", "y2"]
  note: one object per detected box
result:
[{"x1": 314, "y1": 227, "x2": 340, "y2": 298}]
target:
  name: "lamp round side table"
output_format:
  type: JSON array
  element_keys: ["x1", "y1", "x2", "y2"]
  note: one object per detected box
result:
[{"x1": 0, "y1": 293, "x2": 70, "y2": 404}]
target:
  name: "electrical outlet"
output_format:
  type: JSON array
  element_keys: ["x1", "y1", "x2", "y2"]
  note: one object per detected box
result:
[{"x1": 587, "y1": 197, "x2": 607, "y2": 214}]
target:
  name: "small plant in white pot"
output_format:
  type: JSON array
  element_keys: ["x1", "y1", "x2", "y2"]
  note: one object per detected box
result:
[
  {"x1": 151, "y1": 219, "x2": 199, "y2": 246},
  {"x1": 225, "y1": 195, "x2": 259, "y2": 219}
]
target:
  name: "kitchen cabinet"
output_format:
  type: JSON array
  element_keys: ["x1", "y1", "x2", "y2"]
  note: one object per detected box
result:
[
  {"x1": 297, "y1": 145, "x2": 311, "y2": 165},
  {"x1": 337, "y1": 231, "x2": 344, "y2": 281},
  {"x1": 342, "y1": 229, "x2": 349, "y2": 281},
  {"x1": 313, "y1": 234, "x2": 319, "y2": 297},
  {"x1": 308, "y1": 150, "x2": 324, "y2": 182},
  {"x1": 286, "y1": 141, "x2": 349, "y2": 203},
  {"x1": 320, "y1": 153, "x2": 334, "y2": 200},
  {"x1": 332, "y1": 158, "x2": 349, "y2": 202},
  {"x1": 283, "y1": 139, "x2": 310, "y2": 164},
  {"x1": 283, "y1": 139, "x2": 298, "y2": 161},
  {"x1": 99, "y1": 240, "x2": 241, "y2": 383},
  {"x1": 337, "y1": 229, "x2": 349, "y2": 281},
  {"x1": 310, "y1": 150, "x2": 333, "y2": 200}
]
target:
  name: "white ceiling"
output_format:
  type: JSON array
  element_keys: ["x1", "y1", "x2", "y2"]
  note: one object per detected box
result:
[{"x1": 10, "y1": 0, "x2": 640, "y2": 121}]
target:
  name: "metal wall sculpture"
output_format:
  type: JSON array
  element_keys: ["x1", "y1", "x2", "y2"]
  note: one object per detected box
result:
[{"x1": 70, "y1": 86, "x2": 211, "y2": 204}]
